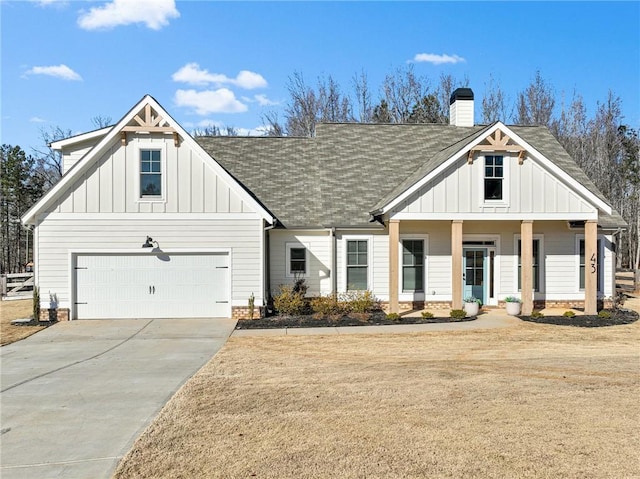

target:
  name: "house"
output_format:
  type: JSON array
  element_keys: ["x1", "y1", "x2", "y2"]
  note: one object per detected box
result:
[{"x1": 22, "y1": 90, "x2": 626, "y2": 321}]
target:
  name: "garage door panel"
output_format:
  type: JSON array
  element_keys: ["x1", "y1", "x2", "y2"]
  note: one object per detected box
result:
[{"x1": 75, "y1": 253, "x2": 230, "y2": 319}]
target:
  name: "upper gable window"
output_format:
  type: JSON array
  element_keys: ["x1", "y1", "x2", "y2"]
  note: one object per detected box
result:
[
  {"x1": 140, "y1": 149, "x2": 162, "y2": 197},
  {"x1": 484, "y1": 155, "x2": 503, "y2": 201}
]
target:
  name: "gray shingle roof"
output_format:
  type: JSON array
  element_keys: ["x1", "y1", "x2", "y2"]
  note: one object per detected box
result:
[{"x1": 195, "y1": 123, "x2": 626, "y2": 229}]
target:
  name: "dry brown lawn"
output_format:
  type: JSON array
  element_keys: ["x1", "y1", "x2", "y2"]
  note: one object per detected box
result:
[
  {"x1": 0, "y1": 298, "x2": 45, "y2": 346},
  {"x1": 114, "y1": 321, "x2": 640, "y2": 479}
]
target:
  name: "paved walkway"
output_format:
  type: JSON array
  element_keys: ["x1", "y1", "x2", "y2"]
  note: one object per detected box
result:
[{"x1": 0, "y1": 318, "x2": 236, "y2": 479}]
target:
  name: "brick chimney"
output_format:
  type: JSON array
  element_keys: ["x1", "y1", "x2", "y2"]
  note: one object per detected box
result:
[{"x1": 449, "y1": 88, "x2": 474, "y2": 127}]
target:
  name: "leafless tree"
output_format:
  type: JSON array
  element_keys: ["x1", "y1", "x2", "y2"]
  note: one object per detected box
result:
[
  {"x1": 481, "y1": 75, "x2": 509, "y2": 123},
  {"x1": 352, "y1": 70, "x2": 373, "y2": 123},
  {"x1": 515, "y1": 71, "x2": 556, "y2": 126}
]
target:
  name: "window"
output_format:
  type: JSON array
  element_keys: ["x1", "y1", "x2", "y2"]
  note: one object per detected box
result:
[
  {"x1": 518, "y1": 239, "x2": 540, "y2": 291},
  {"x1": 579, "y1": 239, "x2": 602, "y2": 291},
  {"x1": 402, "y1": 239, "x2": 424, "y2": 292},
  {"x1": 140, "y1": 149, "x2": 162, "y2": 197},
  {"x1": 484, "y1": 155, "x2": 503, "y2": 201},
  {"x1": 286, "y1": 244, "x2": 308, "y2": 277},
  {"x1": 346, "y1": 240, "x2": 368, "y2": 290},
  {"x1": 289, "y1": 248, "x2": 306, "y2": 275}
]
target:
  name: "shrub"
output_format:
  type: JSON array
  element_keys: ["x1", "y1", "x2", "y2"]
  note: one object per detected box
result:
[
  {"x1": 386, "y1": 312, "x2": 400, "y2": 321},
  {"x1": 450, "y1": 309, "x2": 466, "y2": 319},
  {"x1": 310, "y1": 294, "x2": 341, "y2": 316},
  {"x1": 32, "y1": 286, "x2": 40, "y2": 321},
  {"x1": 531, "y1": 310, "x2": 544, "y2": 319},
  {"x1": 292, "y1": 276, "x2": 308, "y2": 296},
  {"x1": 464, "y1": 296, "x2": 482, "y2": 306},
  {"x1": 339, "y1": 290, "x2": 378, "y2": 314},
  {"x1": 273, "y1": 285, "x2": 306, "y2": 316},
  {"x1": 598, "y1": 310, "x2": 612, "y2": 319},
  {"x1": 563, "y1": 310, "x2": 576, "y2": 318},
  {"x1": 504, "y1": 296, "x2": 522, "y2": 303},
  {"x1": 421, "y1": 311, "x2": 434, "y2": 319},
  {"x1": 248, "y1": 292, "x2": 255, "y2": 319}
]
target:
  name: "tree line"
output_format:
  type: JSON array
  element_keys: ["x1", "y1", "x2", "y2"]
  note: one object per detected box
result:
[{"x1": 1, "y1": 69, "x2": 638, "y2": 274}]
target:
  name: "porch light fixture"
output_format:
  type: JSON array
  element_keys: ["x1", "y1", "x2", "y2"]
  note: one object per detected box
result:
[{"x1": 142, "y1": 236, "x2": 158, "y2": 248}]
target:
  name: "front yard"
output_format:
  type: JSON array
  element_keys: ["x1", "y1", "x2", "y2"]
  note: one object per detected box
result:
[
  {"x1": 114, "y1": 320, "x2": 640, "y2": 479},
  {"x1": 0, "y1": 299, "x2": 45, "y2": 346}
]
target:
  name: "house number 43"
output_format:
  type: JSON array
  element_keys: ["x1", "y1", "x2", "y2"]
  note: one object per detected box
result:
[{"x1": 590, "y1": 253, "x2": 597, "y2": 274}]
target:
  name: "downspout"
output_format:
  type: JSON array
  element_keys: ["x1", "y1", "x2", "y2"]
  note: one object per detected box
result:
[
  {"x1": 264, "y1": 221, "x2": 276, "y2": 316},
  {"x1": 331, "y1": 227, "x2": 337, "y2": 295},
  {"x1": 611, "y1": 227, "x2": 623, "y2": 298}
]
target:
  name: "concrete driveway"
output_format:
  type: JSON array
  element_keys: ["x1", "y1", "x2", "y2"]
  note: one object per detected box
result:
[{"x1": 0, "y1": 318, "x2": 236, "y2": 479}]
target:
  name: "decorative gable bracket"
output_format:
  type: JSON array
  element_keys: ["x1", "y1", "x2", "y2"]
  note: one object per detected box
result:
[
  {"x1": 119, "y1": 103, "x2": 181, "y2": 147},
  {"x1": 467, "y1": 128, "x2": 526, "y2": 165}
]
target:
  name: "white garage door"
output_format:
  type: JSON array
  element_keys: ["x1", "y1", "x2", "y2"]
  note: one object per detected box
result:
[{"x1": 75, "y1": 253, "x2": 230, "y2": 319}]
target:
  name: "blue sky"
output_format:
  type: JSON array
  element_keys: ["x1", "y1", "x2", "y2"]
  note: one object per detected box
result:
[{"x1": 2, "y1": 0, "x2": 639, "y2": 153}]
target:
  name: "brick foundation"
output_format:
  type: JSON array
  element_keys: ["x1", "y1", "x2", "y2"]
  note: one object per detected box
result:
[
  {"x1": 233, "y1": 306, "x2": 264, "y2": 320},
  {"x1": 381, "y1": 301, "x2": 453, "y2": 312},
  {"x1": 39, "y1": 308, "x2": 69, "y2": 322}
]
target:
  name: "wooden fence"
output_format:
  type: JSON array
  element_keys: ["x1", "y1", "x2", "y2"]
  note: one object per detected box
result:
[
  {"x1": 1, "y1": 272, "x2": 34, "y2": 297},
  {"x1": 615, "y1": 269, "x2": 639, "y2": 295}
]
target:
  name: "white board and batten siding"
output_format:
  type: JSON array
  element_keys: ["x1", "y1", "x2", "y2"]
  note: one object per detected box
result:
[
  {"x1": 397, "y1": 155, "x2": 597, "y2": 218},
  {"x1": 35, "y1": 133, "x2": 266, "y2": 319}
]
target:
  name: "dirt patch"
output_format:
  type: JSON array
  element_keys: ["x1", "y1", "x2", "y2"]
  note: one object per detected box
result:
[{"x1": 113, "y1": 321, "x2": 640, "y2": 479}]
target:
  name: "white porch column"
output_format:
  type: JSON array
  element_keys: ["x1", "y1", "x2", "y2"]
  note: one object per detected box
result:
[
  {"x1": 389, "y1": 219, "x2": 400, "y2": 314},
  {"x1": 585, "y1": 220, "x2": 598, "y2": 315},
  {"x1": 451, "y1": 220, "x2": 463, "y2": 310},
  {"x1": 521, "y1": 220, "x2": 534, "y2": 316}
]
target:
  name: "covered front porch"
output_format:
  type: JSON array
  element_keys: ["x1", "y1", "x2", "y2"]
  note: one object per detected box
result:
[{"x1": 387, "y1": 219, "x2": 601, "y2": 316}]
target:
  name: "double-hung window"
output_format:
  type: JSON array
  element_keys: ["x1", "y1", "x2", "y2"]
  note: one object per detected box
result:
[
  {"x1": 140, "y1": 149, "x2": 162, "y2": 197},
  {"x1": 579, "y1": 238, "x2": 602, "y2": 291},
  {"x1": 402, "y1": 239, "x2": 424, "y2": 292},
  {"x1": 286, "y1": 244, "x2": 308, "y2": 277},
  {"x1": 346, "y1": 240, "x2": 368, "y2": 290},
  {"x1": 484, "y1": 155, "x2": 503, "y2": 201},
  {"x1": 517, "y1": 239, "x2": 541, "y2": 292}
]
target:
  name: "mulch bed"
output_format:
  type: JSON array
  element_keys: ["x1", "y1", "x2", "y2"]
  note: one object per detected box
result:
[
  {"x1": 519, "y1": 308, "x2": 639, "y2": 327},
  {"x1": 236, "y1": 310, "x2": 475, "y2": 329}
]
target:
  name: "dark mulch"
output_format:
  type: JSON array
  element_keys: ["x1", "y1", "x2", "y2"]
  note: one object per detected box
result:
[
  {"x1": 235, "y1": 310, "x2": 475, "y2": 330},
  {"x1": 519, "y1": 308, "x2": 639, "y2": 328}
]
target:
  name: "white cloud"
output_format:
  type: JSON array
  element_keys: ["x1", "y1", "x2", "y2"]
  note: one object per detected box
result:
[
  {"x1": 78, "y1": 0, "x2": 180, "y2": 31},
  {"x1": 253, "y1": 94, "x2": 279, "y2": 106},
  {"x1": 24, "y1": 64, "x2": 82, "y2": 81},
  {"x1": 172, "y1": 63, "x2": 267, "y2": 89},
  {"x1": 174, "y1": 89, "x2": 248, "y2": 115},
  {"x1": 29, "y1": 116, "x2": 47, "y2": 123},
  {"x1": 412, "y1": 53, "x2": 466, "y2": 65}
]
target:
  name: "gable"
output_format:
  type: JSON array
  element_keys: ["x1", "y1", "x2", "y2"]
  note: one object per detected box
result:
[
  {"x1": 378, "y1": 123, "x2": 613, "y2": 220},
  {"x1": 23, "y1": 96, "x2": 274, "y2": 224}
]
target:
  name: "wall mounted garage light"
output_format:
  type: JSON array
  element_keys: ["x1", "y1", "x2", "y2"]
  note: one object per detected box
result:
[{"x1": 142, "y1": 236, "x2": 159, "y2": 248}]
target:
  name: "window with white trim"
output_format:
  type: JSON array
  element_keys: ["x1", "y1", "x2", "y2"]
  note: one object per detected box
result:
[
  {"x1": 578, "y1": 238, "x2": 602, "y2": 291},
  {"x1": 140, "y1": 149, "x2": 162, "y2": 197},
  {"x1": 484, "y1": 155, "x2": 503, "y2": 201},
  {"x1": 517, "y1": 239, "x2": 541, "y2": 292},
  {"x1": 402, "y1": 239, "x2": 424, "y2": 292},
  {"x1": 346, "y1": 240, "x2": 368, "y2": 290},
  {"x1": 286, "y1": 244, "x2": 308, "y2": 277}
]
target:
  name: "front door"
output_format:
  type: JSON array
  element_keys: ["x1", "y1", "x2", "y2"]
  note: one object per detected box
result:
[{"x1": 463, "y1": 248, "x2": 486, "y2": 304}]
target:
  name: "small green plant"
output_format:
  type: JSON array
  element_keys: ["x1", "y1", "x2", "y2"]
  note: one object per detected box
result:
[
  {"x1": 386, "y1": 312, "x2": 400, "y2": 321},
  {"x1": 598, "y1": 310, "x2": 612, "y2": 319},
  {"x1": 248, "y1": 292, "x2": 255, "y2": 319},
  {"x1": 421, "y1": 311, "x2": 434, "y2": 319},
  {"x1": 531, "y1": 310, "x2": 544, "y2": 319},
  {"x1": 450, "y1": 309, "x2": 466, "y2": 319},
  {"x1": 273, "y1": 284, "x2": 306, "y2": 316},
  {"x1": 32, "y1": 286, "x2": 40, "y2": 321},
  {"x1": 563, "y1": 310, "x2": 576, "y2": 318},
  {"x1": 464, "y1": 296, "x2": 482, "y2": 305},
  {"x1": 504, "y1": 296, "x2": 522, "y2": 303}
]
